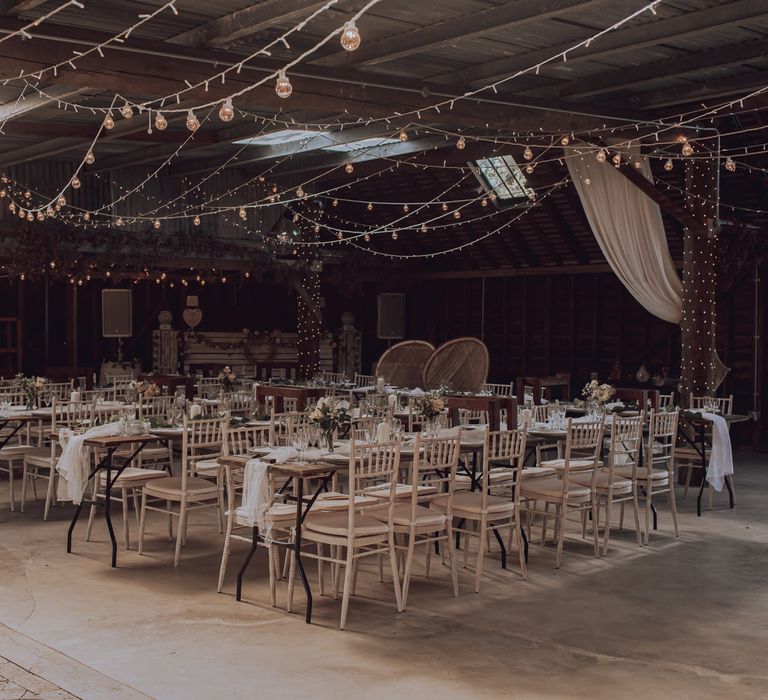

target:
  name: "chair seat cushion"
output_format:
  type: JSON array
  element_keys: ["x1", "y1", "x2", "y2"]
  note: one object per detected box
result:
[
  {"x1": 432, "y1": 491, "x2": 514, "y2": 516},
  {"x1": 0, "y1": 444, "x2": 37, "y2": 458},
  {"x1": 99, "y1": 467, "x2": 167, "y2": 485},
  {"x1": 314, "y1": 491, "x2": 380, "y2": 510},
  {"x1": 363, "y1": 483, "x2": 438, "y2": 499},
  {"x1": 369, "y1": 503, "x2": 447, "y2": 529},
  {"x1": 571, "y1": 471, "x2": 632, "y2": 493},
  {"x1": 143, "y1": 475, "x2": 218, "y2": 497},
  {"x1": 304, "y1": 511, "x2": 389, "y2": 537},
  {"x1": 234, "y1": 503, "x2": 295, "y2": 526},
  {"x1": 521, "y1": 467, "x2": 557, "y2": 479},
  {"x1": 455, "y1": 467, "x2": 516, "y2": 485},
  {"x1": 195, "y1": 458, "x2": 220, "y2": 474},
  {"x1": 520, "y1": 476, "x2": 591, "y2": 501},
  {"x1": 614, "y1": 467, "x2": 669, "y2": 481},
  {"x1": 23, "y1": 447, "x2": 58, "y2": 467},
  {"x1": 540, "y1": 458, "x2": 602, "y2": 471}
]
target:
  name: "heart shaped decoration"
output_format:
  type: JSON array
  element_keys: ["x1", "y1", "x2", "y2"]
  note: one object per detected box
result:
[{"x1": 182, "y1": 306, "x2": 203, "y2": 330}]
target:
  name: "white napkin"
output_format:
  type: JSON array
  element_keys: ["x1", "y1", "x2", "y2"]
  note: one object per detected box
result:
[
  {"x1": 406, "y1": 388, "x2": 425, "y2": 397},
  {"x1": 376, "y1": 421, "x2": 391, "y2": 443},
  {"x1": 56, "y1": 422, "x2": 123, "y2": 504},
  {"x1": 239, "y1": 459, "x2": 272, "y2": 535},
  {"x1": 702, "y1": 412, "x2": 733, "y2": 492},
  {"x1": 265, "y1": 446, "x2": 297, "y2": 464}
]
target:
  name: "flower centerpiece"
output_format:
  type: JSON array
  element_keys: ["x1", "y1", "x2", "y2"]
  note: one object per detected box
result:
[
  {"x1": 581, "y1": 379, "x2": 616, "y2": 416},
  {"x1": 309, "y1": 396, "x2": 351, "y2": 452},
  {"x1": 414, "y1": 391, "x2": 445, "y2": 420},
  {"x1": 218, "y1": 366, "x2": 237, "y2": 392},
  {"x1": 128, "y1": 379, "x2": 160, "y2": 399},
  {"x1": 14, "y1": 373, "x2": 47, "y2": 409}
]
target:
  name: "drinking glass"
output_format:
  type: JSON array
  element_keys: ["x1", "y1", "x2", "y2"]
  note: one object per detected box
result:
[{"x1": 292, "y1": 428, "x2": 309, "y2": 464}]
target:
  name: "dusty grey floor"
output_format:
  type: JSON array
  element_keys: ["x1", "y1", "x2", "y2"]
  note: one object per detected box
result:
[{"x1": 0, "y1": 453, "x2": 766, "y2": 700}]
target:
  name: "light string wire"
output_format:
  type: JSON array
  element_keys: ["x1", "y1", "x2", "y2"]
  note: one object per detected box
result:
[{"x1": 0, "y1": 0, "x2": 84, "y2": 47}]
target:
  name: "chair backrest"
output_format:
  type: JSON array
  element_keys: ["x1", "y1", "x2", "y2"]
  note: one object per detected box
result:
[
  {"x1": 182, "y1": 416, "x2": 224, "y2": 489},
  {"x1": 105, "y1": 372, "x2": 133, "y2": 386},
  {"x1": 532, "y1": 404, "x2": 552, "y2": 423},
  {"x1": 560, "y1": 419, "x2": 604, "y2": 488},
  {"x1": 347, "y1": 438, "x2": 401, "y2": 532},
  {"x1": 482, "y1": 429, "x2": 527, "y2": 512},
  {"x1": 646, "y1": 410, "x2": 679, "y2": 475},
  {"x1": 657, "y1": 392, "x2": 674, "y2": 409},
  {"x1": 482, "y1": 382, "x2": 514, "y2": 397},
  {"x1": 79, "y1": 388, "x2": 113, "y2": 403},
  {"x1": 221, "y1": 391, "x2": 253, "y2": 417},
  {"x1": 137, "y1": 396, "x2": 173, "y2": 419},
  {"x1": 51, "y1": 397, "x2": 95, "y2": 431},
  {"x1": 223, "y1": 423, "x2": 271, "y2": 456},
  {"x1": 408, "y1": 433, "x2": 461, "y2": 517},
  {"x1": 689, "y1": 394, "x2": 733, "y2": 415},
  {"x1": 270, "y1": 410, "x2": 309, "y2": 446},
  {"x1": 354, "y1": 373, "x2": 376, "y2": 388},
  {"x1": 606, "y1": 414, "x2": 644, "y2": 484},
  {"x1": 45, "y1": 381, "x2": 72, "y2": 400},
  {"x1": 458, "y1": 408, "x2": 489, "y2": 425}
]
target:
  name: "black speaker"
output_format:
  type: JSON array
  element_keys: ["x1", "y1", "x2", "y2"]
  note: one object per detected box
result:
[
  {"x1": 102, "y1": 289, "x2": 133, "y2": 338},
  {"x1": 377, "y1": 293, "x2": 405, "y2": 339}
]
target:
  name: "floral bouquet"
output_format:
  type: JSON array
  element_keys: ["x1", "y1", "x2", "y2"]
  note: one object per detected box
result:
[
  {"x1": 581, "y1": 379, "x2": 616, "y2": 413},
  {"x1": 128, "y1": 380, "x2": 161, "y2": 399},
  {"x1": 309, "y1": 396, "x2": 351, "y2": 452},
  {"x1": 414, "y1": 391, "x2": 445, "y2": 419},
  {"x1": 14, "y1": 374, "x2": 47, "y2": 409},
  {"x1": 218, "y1": 366, "x2": 237, "y2": 391}
]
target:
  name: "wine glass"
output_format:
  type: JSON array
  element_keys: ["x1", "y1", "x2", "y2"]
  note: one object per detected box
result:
[
  {"x1": 218, "y1": 397, "x2": 232, "y2": 420},
  {"x1": 292, "y1": 428, "x2": 308, "y2": 464}
]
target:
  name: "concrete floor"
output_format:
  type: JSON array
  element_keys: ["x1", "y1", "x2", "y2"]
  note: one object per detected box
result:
[{"x1": 0, "y1": 454, "x2": 766, "y2": 700}]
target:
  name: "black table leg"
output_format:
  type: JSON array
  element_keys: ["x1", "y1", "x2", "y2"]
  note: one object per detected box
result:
[
  {"x1": 103, "y1": 449, "x2": 118, "y2": 568},
  {"x1": 491, "y1": 527, "x2": 507, "y2": 569},
  {"x1": 521, "y1": 523, "x2": 529, "y2": 563},
  {"x1": 725, "y1": 476, "x2": 735, "y2": 508},
  {"x1": 236, "y1": 525, "x2": 259, "y2": 601},
  {"x1": 67, "y1": 461, "x2": 103, "y2": 554},
  {"x1": 696, "y1": 423, "x2": 707, "y2": 517},
  {"x1": 292, "y1": 477, "x2": 314, "y2": 624}
]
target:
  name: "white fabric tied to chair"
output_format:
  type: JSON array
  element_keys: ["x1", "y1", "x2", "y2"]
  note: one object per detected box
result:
[
  {"x1": 56, "y1": 422, "x2": 123, "y2": 504},
  {"x1": 702, "y1": 412, "x2": 733, "y2": 492},
  {"x1": 240, "y1": 459, "x2": 272, "y2": 535}
]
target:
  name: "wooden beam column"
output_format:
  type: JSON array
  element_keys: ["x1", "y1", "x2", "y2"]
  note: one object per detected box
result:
[{"x1": 679, "y1": 157, "x2": 718, "y2": 403}]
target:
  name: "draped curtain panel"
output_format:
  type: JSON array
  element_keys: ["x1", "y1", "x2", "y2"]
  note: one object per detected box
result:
[{"x1": 567, "y1": 145, "x2": 683, "y2": 324}]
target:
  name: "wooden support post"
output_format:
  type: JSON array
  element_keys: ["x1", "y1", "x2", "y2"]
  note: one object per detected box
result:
[
  {"x1": 294, "y1": 267, "x2": 321, "y2": 381},
  {"x1": 679, "y1": 157, "x2": 718, "y2": 404}
]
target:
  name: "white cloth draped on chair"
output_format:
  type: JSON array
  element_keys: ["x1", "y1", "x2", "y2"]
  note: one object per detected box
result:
[
  {"x1": 701, "y1": 412, "x2": 734, "y2": 492},
  {"x1": 567, "y1": 144, "x2": 683, "y2": 324},
  {"x1": 56, "y1": 422, "x2": 123, "y2": 504}
]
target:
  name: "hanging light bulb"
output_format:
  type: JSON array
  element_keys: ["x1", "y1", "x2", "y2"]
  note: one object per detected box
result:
[
  {"x1": 314, "y1": 224, "x2": 321, "y2": 233},
  {"x1": 420, "y1": 223, "x2": 427, "y2": 233},
  {"x1": 332, "y1": 198, "x2": 339, "y2": 207},
  {"x1": 391, "y1": 230, "x2": 398, "y2": 240},
  {"x1": 239, "y1": 207, "x2": 247, "y2": 219},
  {"x1": 275, "y1": 70, "x2": 292, "y2": 99},
  {"x1": 18, "y1": 208, "x2": 25, "y2": 219},
  {"x1": 82, "y1": 211, "x2": 90, "y2": 221},
  {"x1": 71, "y1": 175, "x2": 81, "y2": 189},
  {"x1": 456, "y1": 136, "x2": 466, "y2": 150},
  {"x1": 441, "y1": 202, "x2": 448, "y2": 211},
  {"x1": 153, "y1": 218, "x2": 161, "y2": 229},
  {"x1": 453, "y1": 210, "x2": 461, "y2": 219},
  {"x1": 296, "y1": 186, "x2": 305, "y2": 198},
  {"x1": 525, "y1": 163, "x2": 535, "y2": 174},
  {"x1": 0, "y1": 189, "x2": 5, "y2": 198},
  {"x1": 523, "y1": 145, "x2": 533, "y2": 161},
  {"x1": 26, "y1": 211, "x2": 34, "y2": 221},
  {"x1": 116, "y1": 217, "x2": 124, "y2": 226},
  {"x1": 7, "y1": 202, "x2": 15, "y2": 212},
  {"x1": 399, "y1": 129, "x2": 408, "y2": 142},
  {"x1": 345, "y1": 162, "x2": 354, "y2": 174},
  {"x1": 364, "y1": 233, "x2": 371, "y2": 241},
  {"x1": 560, "y1": 135, "x2": 570, "y2": 146},
  {"x1": 218, "y1": 97, "x2": 234, "y2": 122},
  {"x1": 120, "y1": 102, "x2": 134, "y2": 119},
  {"x1": 46, "y1": 206, "x2": 54, "y2": 217},
  {"x1": 154, "y1": 111, "x2": 167, "y2": 130},
  {"x1": 335, "y1": 231, "x2": 344, "y2": 240},
  {"x1": 57, "y1": 195, "x2": 66, "y2": 207},
  {"x1": 612, "y1": 153, "x2": 621, "y2": 167},
  {"x1": 186, "y1": 109, "x2": 200, "y2": 132},
  {"x1": 682, "y1": 141, "x2": 694, "y2": 157},
  {"x1": 633, "y1": 160, "x2": 642, "y2": 170},
  {"x1": 481, "y1": 198, "x2": 488, "y2": 207},
  {"x1": 664, "y1": 158, "x2": 674, "y2": 172},
  {"x1": 724, "y1": 156, "x2": 736, "y2": 172},
  {"x1": 367, "y1": 202, "x2": 373, "y2": 211},
  {"x1": 340, "y1": 21, "x2": 361, "y2": 51},
  {"x1": 103, "y1": 111, "x2": 115, "y2": 129},
  {"x1": 292, "y1": 213, "x2": 300, "y2": 223},
  {"x1": 84, "y1": 150, "x2": 95, "y2": 165},
  {"x1": 596, "y1": 149, "x2": 607, "y2": 163},
  {"x1": 193, "y1": 215, "x2": 201, "y2": 226},
  {"x1": 403, "y1": 204, "x2": 409, "y2": 213}
]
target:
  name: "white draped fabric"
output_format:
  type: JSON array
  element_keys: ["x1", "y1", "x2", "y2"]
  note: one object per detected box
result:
[
  {"x1": 701, "y1": 412, "x2": 734, "y2": 492},
  {"x1": 567, "y1": 146, "x2": 683, "y2": 324}
]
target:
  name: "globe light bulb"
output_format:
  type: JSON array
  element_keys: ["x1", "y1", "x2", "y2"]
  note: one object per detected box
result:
[
  {"x1": 296, "y1": 186, "x2": 305, "y2": 198},
  {"x1": 561, "y1": 135, "x2": 570, "y2": 146},
  {"x1": 82, "y1": 211, "x2": 90, "y2": 221},
  {"x1": 724, "y1": 157, "x2": 736, "y2": 172},
  {"x1": 596, "y1": 149, "x2": 607, "y2": 163},
  {"x1": 71, "y1": 175, "x2": 81, "y2": 189},
  {"x1": 345, "y1": 162, "x2": 354, "y2": 174},
  {"x1": 481, "y1": 198, "x2": 488, "y2": 207},
  {"x1": 153, "y1": 219, "x2": 161, "y2": 229},
  {"x1": 275, "y1": 70, "x2": 292, "y2": 99},
  {"x1": 453, "y1": 210, "x2": 461, "y2": 219},
  {"x1": 57, "y1": 195, "x2": 66, "y2": 207},
  {"x1": 367, "y1": 202, "x2": 373, "y2": 211},
  {"x1": 120, "y1": 102, "x2": 134, "y2": 119},
  {"x1": 340, "y1": 21, "x2": 361, "y2": 51},
  {"x1": 399, "y1": 129, "x2": 408, "y2": 142},
  {"x1": 103, "y1": 112, "x2": 115, "y2": 129},
  {"x1": 155, "y1": 112, "x2": 168, "y2": 130},
  {"x1": 193, "y1": 215, "x2": 201, "y2": 226},
  {"x1": 456, "y1": 136, "x2": 466, "y2": 150},
  {"x1": 85, "y1": 150, "x2": 95, "y2": 165},
  {"x1": 682, "y1": 141, "x2": 694, "y2": 157},
  {"x1": 523, "y1": 145, "x2": 533, "y2": 161},
  {"x1": 664, "y1": 158, "x2": 674, "y2": 172},
  {"x1": 421, "y1": 224, "x2": 427, "y2": 233},
  {"x1": 239, "y1": 207, "x2": 247, "y2": 219},
  {"x1": 218, "y1": 98, "x2": 234, "y2": 122},
  {"x1": 364, "y1": 233, "x2": 371, "y2": 241},
  {"x1": 186, "y1": 109, "x2": 200, "y2": 132}
]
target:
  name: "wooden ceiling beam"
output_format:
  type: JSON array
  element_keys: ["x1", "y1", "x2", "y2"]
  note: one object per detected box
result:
[
  {"x1": 555, "y1": 39, "x2": 768, "y2": 100},
  {"x1": 169, "y1": 0, "x2": 329, "y2": 48},
  {"x1": 442, "y1": 0, "x2": 768, "y2": 87},
  {"x1": 0, "y1": 0, "x2": 46, "y2": 14},
  {"x1": 315, "y1": 0, "x2": 598, "y2": 68}
]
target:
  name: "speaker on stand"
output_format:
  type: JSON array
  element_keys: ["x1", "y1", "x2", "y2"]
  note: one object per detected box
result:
[
  {"x1": 377, "y1": 293, "x2": 405, "y2": 346},
  {"x1": 101, "y1": 289, "x2": 133, "y2": 361}
]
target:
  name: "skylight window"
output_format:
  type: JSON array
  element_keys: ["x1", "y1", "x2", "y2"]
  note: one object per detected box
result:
[
  {"x1": 474, "y1": 155, "x2": 534, "y2": 201},
  {"x1": 322, "y1": 137, "x2": 401, "y2": 153},
  {"x1": 233, "y1": 129, "x2": 327, "y2": 146}
]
